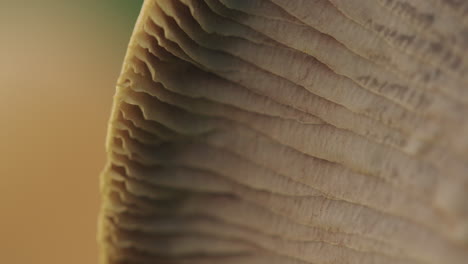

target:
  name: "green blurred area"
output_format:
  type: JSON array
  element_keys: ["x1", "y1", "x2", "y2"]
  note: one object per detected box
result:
[{"x1": 0, "y1": 0, "x2": 143, "y2": 25}]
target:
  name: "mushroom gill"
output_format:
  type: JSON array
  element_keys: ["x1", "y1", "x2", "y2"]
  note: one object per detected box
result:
[{"x1": 98, "y1": 1, "x2": 468, "y2": 263}]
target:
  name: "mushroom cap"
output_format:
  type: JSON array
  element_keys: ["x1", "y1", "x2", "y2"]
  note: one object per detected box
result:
[{"x1": 99, "y1": 1, "x2": 468, "y2": 263}]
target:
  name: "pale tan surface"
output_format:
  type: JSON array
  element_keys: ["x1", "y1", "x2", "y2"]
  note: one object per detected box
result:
[
  {"x1": 0, "y1": 1, "x2": 140, "y2": 263},
  {"x1": 100, "y1": 0, "x2": 468, "y2": 263}
]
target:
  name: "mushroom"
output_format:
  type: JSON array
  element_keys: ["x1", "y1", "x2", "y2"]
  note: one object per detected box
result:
[{"x1": 98, "y1": 0, "x2": 468, "y2": 263}]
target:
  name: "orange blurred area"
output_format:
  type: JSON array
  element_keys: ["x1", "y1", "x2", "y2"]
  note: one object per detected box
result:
[{"x1": 0, "y1": 1, "x2": 142, "y2": 263}]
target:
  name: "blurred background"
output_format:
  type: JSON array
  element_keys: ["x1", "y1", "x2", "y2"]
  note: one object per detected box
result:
[{"x1": 0, "y1": 0, "x2": 143, "y2": 263}]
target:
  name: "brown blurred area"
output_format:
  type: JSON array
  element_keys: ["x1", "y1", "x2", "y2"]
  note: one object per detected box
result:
[{"x1": 0, "y1": 1, "x2": 142, "y2": 263}]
